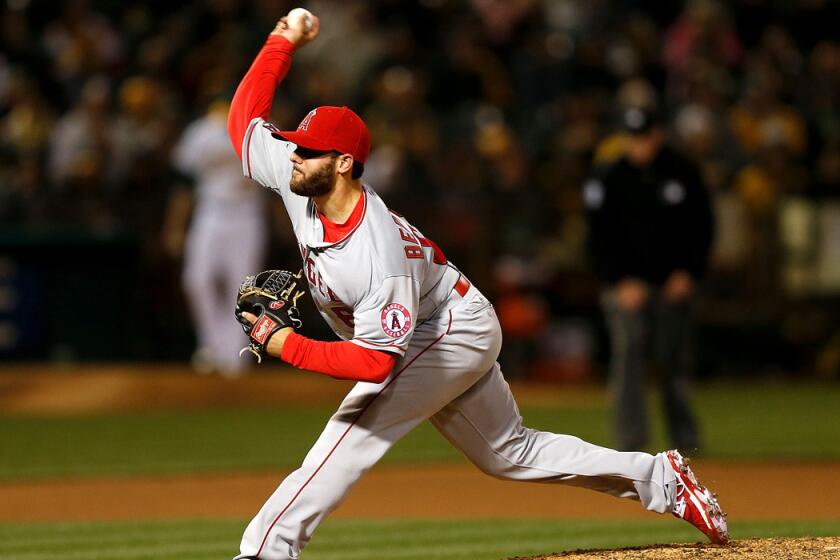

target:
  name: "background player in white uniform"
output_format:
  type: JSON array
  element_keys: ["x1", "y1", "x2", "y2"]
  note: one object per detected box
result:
[
  {"x1": 164, "y1": 100, "x2": 268, "y2": 375},
  {"x1": 226, "y1": 11, "x2": 729, "y2": 560}
]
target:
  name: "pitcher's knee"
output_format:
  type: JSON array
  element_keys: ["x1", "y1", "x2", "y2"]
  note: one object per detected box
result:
[{"x1": 471, "y1": 426, "x2": 540, "y2": 478}]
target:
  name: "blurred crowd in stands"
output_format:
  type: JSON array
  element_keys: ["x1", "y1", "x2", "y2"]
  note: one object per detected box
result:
[{"x1": 2, "y1": 0, "x2": 840, "y2": 375}]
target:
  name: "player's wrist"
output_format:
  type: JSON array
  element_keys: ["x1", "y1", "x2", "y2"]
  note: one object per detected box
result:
[
  {"x1": 266, "y1": 33, "x2": 297, "y2": 51},
  {"x1": 268, "y1": 30, "x2": 299, "y2": 47},
  {"x1": 267, "y1": 327, "x2": 295, "y2": 357}
]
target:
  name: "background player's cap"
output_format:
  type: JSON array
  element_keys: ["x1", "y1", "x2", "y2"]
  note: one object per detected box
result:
[{"x1": 273, "y1": 106, "x2": 371, "y2": 164}]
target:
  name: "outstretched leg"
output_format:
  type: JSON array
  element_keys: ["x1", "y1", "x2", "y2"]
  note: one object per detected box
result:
[
  {"x1": 430, "y1": 363, "x2": 728, "y2": 543},
  {"x1": 430, "y1": 363, "x2": 677, "y2": 513}
]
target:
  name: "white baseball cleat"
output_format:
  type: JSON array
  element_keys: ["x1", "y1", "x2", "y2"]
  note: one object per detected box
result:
[{"x1": 666, "y1": 449, "x2": 730, "y2": 544}]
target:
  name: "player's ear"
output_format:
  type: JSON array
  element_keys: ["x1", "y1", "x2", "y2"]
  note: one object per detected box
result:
[{"x1": 335, "y1": 154, "x2": 354, "y2": 176}]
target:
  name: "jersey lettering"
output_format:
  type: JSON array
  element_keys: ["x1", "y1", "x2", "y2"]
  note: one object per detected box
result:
[
  {"x1": 307, "y1": 258, "x2": 354, "y2": 327},
  {"x1": 307, "y1": 258, "x2": 340, "y2": 300},
  {"x1": 392, "y1": 214, "x2": 420, "y2": 245},
  {"x1": 306, "y1": 258, "x2": 328, "y2": 297},
  {"x1": 331, "y1": 305, "x2": 355, "y2": 328},
  {"x1": 399, "y1": 227, "x2": 420, "y2": 245},
  {"x1": 390, "y1": 210, "x2": 447, "y2": 265},
  {"x1": 306, "y1": 258, "x2": 318, "y2": 285},
  {"x1": 404, "y1": 246, "x2": 424, "y2": 259},
  {"x1": 418, "y1": 235, "x2": 447, "y2": 265}
]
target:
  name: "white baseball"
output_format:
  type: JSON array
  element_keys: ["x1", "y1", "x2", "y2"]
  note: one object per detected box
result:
[{"x1": 288, "y1": 8, "x2": 313, "y2": 33}]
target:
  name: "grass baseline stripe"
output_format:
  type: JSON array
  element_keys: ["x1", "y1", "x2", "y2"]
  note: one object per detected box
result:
[
  {"x1": 2, "y1": 518, "x2": 836, "y2": 542},
  {"x1": 2, "y1": 519, "x2": 840, "y2": 560},
  {"x1": 2, "y1": 383, "x2": 840, "y2": 481},
  {"x1": 305, "y1": 522, "x2": 698, "y2": 553},
  {"x1": 0, "y1": 532, "x2": 237, "y2": 554},
  {"x1": 0, "y1": 519, "x2": 237, "y2": 536},
  {"x1": 306, "y1": 521, "x2": 666, "y2": 547},
  {"x1": 5, "y1": 541, "x2": 237, "y2": 560}
]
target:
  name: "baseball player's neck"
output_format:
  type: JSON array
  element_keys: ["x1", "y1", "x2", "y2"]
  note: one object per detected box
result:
[{"x1": 315, "y1": 178, "x2": 363, "y2": 224}]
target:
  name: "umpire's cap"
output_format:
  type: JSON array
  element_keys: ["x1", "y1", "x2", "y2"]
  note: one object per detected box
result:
[
  {"x1": 621, "y1": 106, "x2": 662, "y2": 135},
  {"x1": 273, "y1": 106, "x2": 371, "y2": 164}
]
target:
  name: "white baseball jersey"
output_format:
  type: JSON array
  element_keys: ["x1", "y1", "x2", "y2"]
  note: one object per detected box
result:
[{"x1": 241, "y1": 116, "x2": 460, "y2": 355}]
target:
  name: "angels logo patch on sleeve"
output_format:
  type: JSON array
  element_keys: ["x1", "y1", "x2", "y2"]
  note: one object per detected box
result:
[{"x1": 381, "y1": 303, "x2": 412, "y2": 338}]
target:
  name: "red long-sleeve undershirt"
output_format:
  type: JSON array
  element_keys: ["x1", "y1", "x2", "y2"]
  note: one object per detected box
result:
[
  {"x1": 229, "y1": 34, "x2": 397, "y2": 384},
  {"x1": 281, "y1": 333, "x2": 397, "y2": 383},
  {"x1": 228, "y1": 35, "x2": 295, "y2": 157}
]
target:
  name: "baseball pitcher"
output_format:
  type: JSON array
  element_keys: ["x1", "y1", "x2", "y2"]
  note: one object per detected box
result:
[{"x1": 226, "y1": 10, "x2": 729, "y2": 560}]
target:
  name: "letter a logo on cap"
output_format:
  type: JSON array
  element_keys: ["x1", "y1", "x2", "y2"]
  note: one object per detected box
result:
[{"x1": 298, "y1": 109, "x2": 317, "y2": 131}]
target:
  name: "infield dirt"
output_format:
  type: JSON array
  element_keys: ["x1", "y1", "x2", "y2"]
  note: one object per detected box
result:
[
  {"x1": 2, "y1": 461, "x2": 839, "y2": 522},
  {"x1": 516, "y1": 537, "x2": 840, "y2": 559}
]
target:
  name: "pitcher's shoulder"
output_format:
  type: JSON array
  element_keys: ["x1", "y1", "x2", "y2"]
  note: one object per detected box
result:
[{"x1": 359, "y1": 189, "x2": 418, "y2": 277}]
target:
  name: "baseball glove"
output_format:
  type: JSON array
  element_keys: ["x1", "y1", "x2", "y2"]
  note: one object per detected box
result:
[{"x1": 235, "y1": 269, "x2": 305, "y2": 363}]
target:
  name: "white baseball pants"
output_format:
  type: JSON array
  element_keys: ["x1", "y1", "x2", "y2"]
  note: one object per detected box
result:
[
  {"x1": 183, "y1": 208, "x2": 266, "y2": 374},
  {"x1": 236, "y1": 284, "x2": 677, "y2": 560}
]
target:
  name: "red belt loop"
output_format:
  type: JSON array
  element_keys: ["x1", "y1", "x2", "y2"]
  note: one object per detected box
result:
[{"x1": 454, "y1": 275, "x2": 471, "y2": 297}]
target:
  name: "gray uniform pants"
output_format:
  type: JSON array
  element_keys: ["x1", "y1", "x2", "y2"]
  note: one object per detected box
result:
[
  {"x1": 237, "y1": 285, "x2": 677, "y2": 560},
  {"x1": 601, "y1": 290, "x2": 700, "y2": 452}
]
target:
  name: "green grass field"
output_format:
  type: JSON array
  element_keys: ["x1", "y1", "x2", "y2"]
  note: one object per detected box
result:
[
  {"x1": 1, "y1": 382, "x2": 839, "y2": 479},
  {"x1": 1, "y1": 381, "x2": 838, "y2": 559},
  {"x1": 2, "y1": 519, "x2": 839, "y2": 560}
]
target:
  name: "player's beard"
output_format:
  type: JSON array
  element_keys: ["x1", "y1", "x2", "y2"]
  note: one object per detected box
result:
[{"x1": 290, "y1": 158, "x2": 336, "y2": 198}]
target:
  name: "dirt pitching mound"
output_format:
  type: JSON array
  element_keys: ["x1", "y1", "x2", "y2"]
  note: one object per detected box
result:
[{"x1": 513, "y1": 537, "x2": 840, "y2": 560}]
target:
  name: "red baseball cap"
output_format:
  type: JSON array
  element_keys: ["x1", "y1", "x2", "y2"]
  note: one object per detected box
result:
[{"x1": 273, "y1": 106, "x2": 371, "y2": 164}]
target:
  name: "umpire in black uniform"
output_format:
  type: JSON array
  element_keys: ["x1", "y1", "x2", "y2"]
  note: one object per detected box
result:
[{"x1": 584, "y1": 106, "x2": 714, "y2": 453}]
